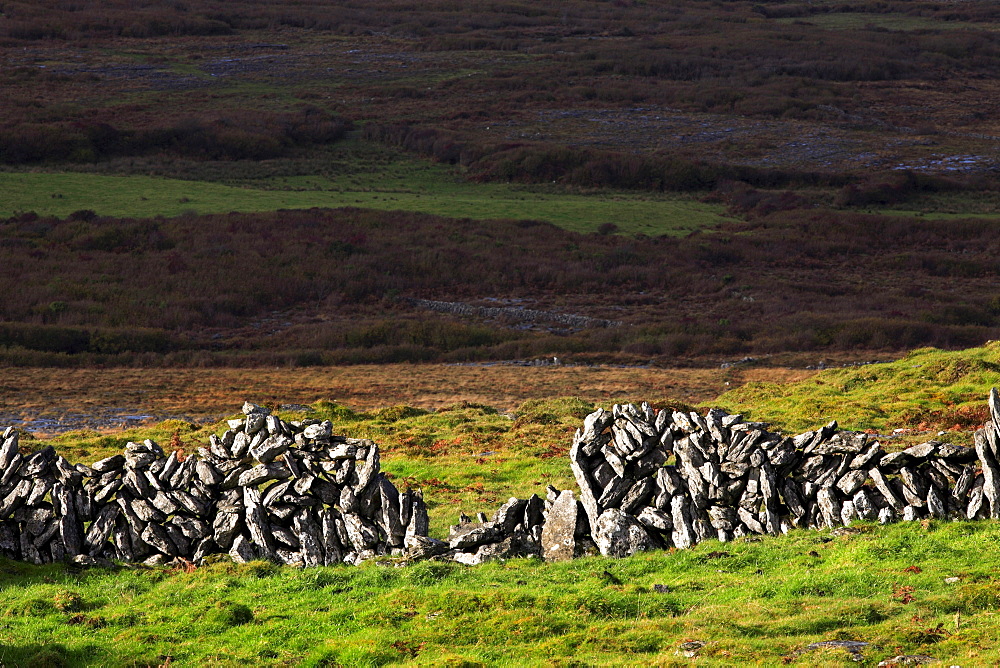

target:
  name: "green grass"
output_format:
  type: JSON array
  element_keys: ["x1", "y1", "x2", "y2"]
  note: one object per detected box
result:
[
  {"x1": 4, "y1": 520, "x2": 1000, "y2": 666},
  {"x1": 11, "y1": 346, "x2": 1000, "y2": 664},
  {"x1": 712, "y1": 343, "x2": 1000, "y2": 437},
  {"x1": 0, "y1": 161, "x2": 731, "y2": 236},
  {"x1": 775, "y1": 12, "x2": 993, "y2": 32}
]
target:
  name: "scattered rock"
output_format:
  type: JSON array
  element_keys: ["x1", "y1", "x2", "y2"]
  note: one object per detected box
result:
[
  {"x1": 878, "y1": 655, "x2": 937, "y2": 667},
  {"x1": 798, "y1": 640, "x2": 869, "y2": 662},
  {"x1": 676, "y1": 640, "x2": 706, "y2": 658}
]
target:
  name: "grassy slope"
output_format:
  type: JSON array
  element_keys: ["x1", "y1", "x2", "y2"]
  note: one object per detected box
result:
[
  {"x1": 0, "y1": 170, "x2": 730, "y2": 237},
  {"x1": 11, "y1": 346, "x2": 1000, "y2": 665},
  {"x1": 4, "y1": 521, "x2": 1000, "y2": 667},
  {"x1": 713, "y1": 343, "x2": 1000, "y2": 437}
]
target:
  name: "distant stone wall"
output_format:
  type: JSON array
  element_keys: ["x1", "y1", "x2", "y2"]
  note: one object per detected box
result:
[{"x1": 3, "y1": 392, "x2": 1000, "y2": 568}]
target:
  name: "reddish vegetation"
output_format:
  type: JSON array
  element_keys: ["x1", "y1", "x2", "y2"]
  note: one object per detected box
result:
[
  {"x1": 2, "y1": 0, "x2": 1000, "y2": 366},
  {"x1": 0, "y1": 206, "x2": 997, "y2": 365}
]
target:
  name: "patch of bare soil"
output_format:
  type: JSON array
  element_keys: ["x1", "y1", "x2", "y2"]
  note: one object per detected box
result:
[{"x1": 0, "y1": 364, "x2": 814, "y2": 435}]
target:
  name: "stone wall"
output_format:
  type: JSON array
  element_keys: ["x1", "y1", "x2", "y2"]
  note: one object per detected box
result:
[
  {"x1": 0, "y1": 402, "x2": 432, "y2": 567},
  {"x1": 3, "y1": 392, "x2": 1000, "y2": 568}
]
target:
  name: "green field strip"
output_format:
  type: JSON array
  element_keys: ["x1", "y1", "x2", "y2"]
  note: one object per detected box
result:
[{"x1": 0, "y1": 171, "x2": 732, "y2": 235}]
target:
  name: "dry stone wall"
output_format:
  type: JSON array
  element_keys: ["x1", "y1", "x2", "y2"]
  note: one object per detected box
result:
[
  {"x1": 0, "y1": 402, "x2": 432, "y2": 568},
  {"x1": 4, "y1": 391, "x2": 1000, "y2": 568}
]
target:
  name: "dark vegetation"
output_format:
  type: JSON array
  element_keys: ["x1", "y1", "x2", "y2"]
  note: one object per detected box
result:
[
  {"x1": 3, "y1": 0, "x2": 1000, "y2": 365},
  {"x1": 4, "y1": 0, "x2": 1000, "y2": 180},
  {"x1": 1, "y1": 206, "x2": 998, "y2": 366}
]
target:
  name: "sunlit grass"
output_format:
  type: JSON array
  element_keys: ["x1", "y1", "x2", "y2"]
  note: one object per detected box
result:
[
  {"x1": 3, "y1": 520, "x2": 1000, "y2": 666},
  {"x1": 0, "y1": 160, "x2": 731, "y2": 237},
  {"x1": 714, "y1": 342, "x2": 1000, "y2": 439}
]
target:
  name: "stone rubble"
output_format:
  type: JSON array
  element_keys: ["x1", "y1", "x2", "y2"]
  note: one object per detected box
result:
[{"x1": 3, "y1": 390, "x2": 1000, "y2": 568}]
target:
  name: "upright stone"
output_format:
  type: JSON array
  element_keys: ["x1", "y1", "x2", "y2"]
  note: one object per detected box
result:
[
  {"x1": 541, "y1": 490, "x2": 579, "y2": 562},
  {"x1": 975, "y1": 428, "x2": 1000, "y2": 519},
  {"x1": 570, "y1": 436, "x2": 602, "y2": 530}
]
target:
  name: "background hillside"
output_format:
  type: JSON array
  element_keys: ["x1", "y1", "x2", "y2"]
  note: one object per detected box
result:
[{"x1": 2, "y1": 0, "x2": 1000, "y2": 366}]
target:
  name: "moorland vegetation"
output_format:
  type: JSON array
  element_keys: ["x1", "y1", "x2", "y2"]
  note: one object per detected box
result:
[{"x1": 2, "y1": 0, "x2": 1000, "y2": 366}]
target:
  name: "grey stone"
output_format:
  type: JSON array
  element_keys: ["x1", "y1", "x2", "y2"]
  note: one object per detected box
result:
[
  {"x1": 937, "y1": 443, "x2": 976, "y2": 462},
  {"x1": 569, "y1": 436, "x2": 603, "y2": 531},
  {"x1": 250, "y1": 434, "x2": 292, "y2": 464},
  {"x1": 737, "y1": 506, "x2": 765, "y2": 534},
  {"x1": 141, "y1": 523, "x2": 179, "y2": 556},
  {"x1": 966, "y1": 472, "x2": 986, "y2": 518},
  {"x1": 541, "y1": 491, "x2": 579, "y2": 562},
  {"x1": 903, "y1": 442, "x2": 937, "y2": 460},
  {"x1": 170, "y1": 457, "x2": 196, "y2": 490},
  {"x1": 404, "y1": 535, "x2": 448, "y2": 559},
  {"x1": 293, "y1": 511, "x2": 323, "y2": 568},
  {"x1": 26, "y1": 477, "x2": 52, "y2": 507},
  {"x1": 243, "y1": 486, "x2": 276, "y2": 559},
  {"x1": 488, "y1": 497, "x2": 527, "y2": 534},
  {"x1": 270, "y1": 525, "x2": 300, "y2": 550},
  {"x1": 165, "y1": 523, "x2": 191, "y2": 556},
  {"x1": 869, "y1": 468, "x2": 905, "y2": 511},
  {"x1": 0, "y1": 433, "x2": 18, "y2": 471},
  {"x1": 952, "y1": 463, "x2": 977, "y2": 503},
  {"x1": 355, "y1": 441, "x2": 380, "y2": 493},
  {"x1": 406, "y1": 490, "x2": 429, "y2": 540},
  {"x1": 303, "y1": 421, "x2": 333, "y2": 440},
  {"x1": 327, "y1": 443, "x2": 357, "y2": 460},
  {"x1": 448, "y1": 522, "x2": 497, "y2": 550},
  {"x1": 800, "y1": 640, "x2": 868, "y2": 662},
  {"x1": 465, "y1": 530, "x2": 539, "y2": 565},
  {"x1": 213, "y1": 512, "x2": 242, "y2": 550},
  {"x1": 707, "y1": 505, "x2": 735, "y2": 531},
  {"x1": 230, "y1": 432, "x2": 251, "y2": 459},
  {"x1": 0, "y1": 453, "x2": 22, "y2": 489},
  {"x1": 84, "y1": 504, "x2": 119, "y2": 555},
  {"x1": 238, "y1": 463, "x2": 292, "y2": 488},
  {"x1": 620, "y1": 477, "x2": 656, "y2": 514},
  {"x1": 22, "y1": 447, "x2": 55, "y2": 478},
  {"x1": 229, "y1": 535, "x2": 257, "y2": 564},
  {"x1": 171, "y1": 489, "x2": 207, "y2": 517},
  {"x1": 602, "y1": 443, "x2": 627, "y2": 478},
  {"x1": 194, "y1": 460, "x2": 223, "y2": 486},
  {"x1": 524, "y1": 493, "x2": 544, "y2": 530},
  {"x1": 975, "y1": 428, "x2": 1000, "y2": 518},
  {"x1": 313, "y1": 509, "x2": 340, "y2": 566},
  {"x1": 898, "y1": 467, "x2": 927, "y2": 507},
  {"x1": 670, "y1": 495, "x2": 695, "y2": 549},
  {"x1": 342, "y1": 512, "x2": 379, "y2": 551},
  {"x1": 853, "y1": 488, "x2": 877, "y2": 522},
  {"x1": 262, "y1": 479, "x2": 294, "y2": 508},
  {"x1": 593, "y1": 508, "x2": 653, "y2": 558},
  {"x1": 720, "y1": 461, "x2": 749, "y2": 478},
  {"x1": 878, "y1": 451, "x2": 911, "y2": 472},
  {"x1": 637, "y1": 507, "x2": 673, "y2": 532},
  {"x1": 597, "y1": 475, "x2": 634, "y2": 509},
  {"x1": 927, "y1": 486, "x2": 947, "y2": 519},
  {"x1": 849, "y1": 443, "x2": 884, "y2": 470},
  {"x1": 836, "y1": 470, "x2": 868, "y2": 496},
  {"x1": 0, "y1": 479, "x2": 31, "y2": 518}
]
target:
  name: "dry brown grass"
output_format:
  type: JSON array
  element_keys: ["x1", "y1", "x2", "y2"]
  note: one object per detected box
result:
[{"x1": 0, "y1": 364, "x2": 814, "y2": 425}]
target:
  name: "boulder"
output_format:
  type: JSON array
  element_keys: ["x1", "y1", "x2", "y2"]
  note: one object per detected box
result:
[{"x1": 593, "y1": 508, "x2": 653, "y2": 558}]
